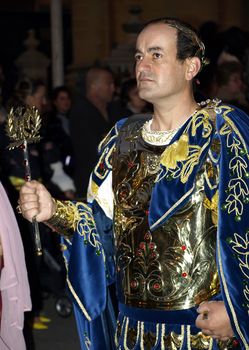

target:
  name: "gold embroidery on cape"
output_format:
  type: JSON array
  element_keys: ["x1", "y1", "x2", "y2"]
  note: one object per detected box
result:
[
  {"x1": 94, "y1": 143, "x2": 115, "y2": 180},
  {"x1": 84, "y1": 336, "x2": 91, "y2": 350},
  {"x1": 94, "y1": 122, "x2": 119, "y2": 182},
  {"x1": 47, "y1": 200, "x2": 103, "y2": 253},
  {"x1": 230, "y1": 231, "x2": 249, "y2": 326},
  {"x1": 59, "y1": 200, "x2": 82, "y2": 230},
  {"x1": 150, "y1": 185, "x2": 195, "y2": 230},
  {"x1": 230, "y1": 232, "x2": 249, "y2": 309},
  {"x1": 62, "y1": 254, "x2": 92, "y2": 321},
  {"x1": 74, "y1": 203, "x2": 104, "y2": 255},
  {"x1": 45, "y1": 200, "x2": 81, "y2": 237},
  {"x1": 97, "y1": 123, "x2": 118, "y2": 153},
  {"x1": 160, "y1": 134, "x2": 189, "y2": 170},
  {"x1": 217, "y1": 237, "x2": 248, "y2": 347},
  {"x1": 157, "y1": 107, "x2": 215, "y2": 185},
  {"x1": 219, "y1": 108, "x2": 249, "y2": 217}
]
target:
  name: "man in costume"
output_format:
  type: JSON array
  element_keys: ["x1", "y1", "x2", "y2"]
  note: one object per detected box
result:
[{"x1": 19, "y1": 18, "x2": 249, "y2": 349}]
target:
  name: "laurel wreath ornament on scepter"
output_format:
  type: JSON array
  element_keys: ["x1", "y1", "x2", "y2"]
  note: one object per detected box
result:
[
  {"x1": 6, "y1": 106, "x2": 42, "y2": 149},
  {"x1": 6, "y1": 105, "x2": 43, "y2": 256}
]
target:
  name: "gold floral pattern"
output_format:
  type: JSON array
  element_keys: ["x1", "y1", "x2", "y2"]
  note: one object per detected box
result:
[
  {"x1": 230, "y1": 232, "x2": 249, "y2": 285},
  {"x1": 73, "y1": 202, "x2": 103, "y2": 255},
  {"x1": 46, "y1": 200, "x2": 103, "y2": 253},
  {"x1": 157, "y1": 105, "x2": 215, "y2": 184},
  {"x1": 160, "y1": 134, "x2": 189, "y2": 170},
  {"x1": 220, "y1": 109, "x2": 249, "y2": 218}
]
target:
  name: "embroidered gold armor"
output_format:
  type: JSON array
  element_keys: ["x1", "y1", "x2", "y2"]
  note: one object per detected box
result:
[{"x1": 113, "y1": 119, "x2": 220, "y2": 310}]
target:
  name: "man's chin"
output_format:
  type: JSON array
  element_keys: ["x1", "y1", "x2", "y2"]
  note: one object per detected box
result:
[{"x1": 138, "y1": 90, "x2": 154, "y2": 103}]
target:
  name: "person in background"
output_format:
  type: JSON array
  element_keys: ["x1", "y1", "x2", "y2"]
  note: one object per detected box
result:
[
  {"x1": 120, "y1": 78, "x2": 151, "y2": 116},
  {"x1": 46, "y1": 86, "x2": 75, "y2": 179},
  {"x1": 0, "y1": 77, "x2": 74, "y2": 333},
  {"x1": 70, "y1": 67, "x2": 116, "y2": 197},
  {"x1": 214, "y1": 61, "x2": 249, "y2": 111},
  {"x1": 5, "y1": 78, "x2": 75, "y2": 199}
]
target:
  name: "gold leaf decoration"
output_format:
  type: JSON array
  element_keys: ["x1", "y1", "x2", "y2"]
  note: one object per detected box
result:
[
  {"x1": 160, "y1": 134, "x2": 189, "y2": 170},
  {"x1": 6, "y1": 106, "x2": 42, "y2": 149}
]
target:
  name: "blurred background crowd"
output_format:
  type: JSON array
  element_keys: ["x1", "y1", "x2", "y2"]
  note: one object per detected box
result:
[{"x1": 0, "y1": 0, "x2": 249, "y2": 349}]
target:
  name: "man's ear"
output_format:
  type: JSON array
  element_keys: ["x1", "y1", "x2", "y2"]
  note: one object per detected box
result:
[{"x1": 185, "y1": 57, "x2": 201, "y2": 81}]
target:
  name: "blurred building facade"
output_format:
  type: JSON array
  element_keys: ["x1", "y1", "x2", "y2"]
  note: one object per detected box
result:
[{"x1": 70, "y1": 0, "x2": 249, "y2": 69}]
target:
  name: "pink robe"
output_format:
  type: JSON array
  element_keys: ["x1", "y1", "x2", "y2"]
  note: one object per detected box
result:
[{"x1": 0, "y1": 182, "x2": 31, "y2": 349}]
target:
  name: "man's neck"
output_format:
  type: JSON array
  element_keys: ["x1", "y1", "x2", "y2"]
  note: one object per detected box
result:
[{"x1": 151, "y1": 94, "x2": 198, "y2": 131}]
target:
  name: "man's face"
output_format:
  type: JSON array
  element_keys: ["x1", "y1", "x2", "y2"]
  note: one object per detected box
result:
[
  {"x1": 54, "y1": 91, "x2": 72, "y2": 114},
  {"x1": 96, "y1": 71, "x2": 115, "y2": 103},
  {"x1": 135, "y1": 23, "x2": 188, "y2": 104}
]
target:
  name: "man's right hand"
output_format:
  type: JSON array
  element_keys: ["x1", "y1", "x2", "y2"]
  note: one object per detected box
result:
[{"x1": 19, "y1": 180, "x2": 56, "y2": 222}]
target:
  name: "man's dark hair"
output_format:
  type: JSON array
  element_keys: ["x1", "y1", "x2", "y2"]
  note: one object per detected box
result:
[{"x1": 141, "y1": 17, "x2": 208, "y2": 70}]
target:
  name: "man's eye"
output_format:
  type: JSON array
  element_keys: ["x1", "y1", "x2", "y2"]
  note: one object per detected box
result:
[
  {"x1": 135, "y1": 54, "x2": 142, "y2": 61},
  {"x1": 153, "y1": 52, "x2": 162, "y2": 59}
]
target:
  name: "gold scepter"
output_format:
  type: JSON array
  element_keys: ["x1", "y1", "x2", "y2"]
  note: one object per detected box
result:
[{"x1": 6, "y1": 106, "x2": 43, "y2": 256}]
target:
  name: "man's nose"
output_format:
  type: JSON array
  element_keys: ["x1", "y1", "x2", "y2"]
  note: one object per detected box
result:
[{"x1": 136, "y1": 57, "x2": 151, "y2": 74}]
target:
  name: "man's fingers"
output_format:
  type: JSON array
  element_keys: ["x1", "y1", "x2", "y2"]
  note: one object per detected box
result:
[
  {"x1": 19, "y1": 181, "x2": 54, "y2": 222},
  {"x1": 201, "y1": 329, "x2": 223, "y2": 339},
  {"x1": 20, "y1": 180, "x2": 39, "y2": 194},
  {"x1": 202, "y1": 328, "x2": 212, "y2": 336},
  {"x1": 195, "y1": 314, "x2": 210, "y2": 329},
  {"x1": 19, "y1": 193, "x2": 38, "y2": 204},
  {"x1": 197, "y1": 302, "x2": 211, "y2": 314},
  {"x1": 22, "y1": 200, "x2": 39, "y2": 212},
  {"x1": 210, "y1": 335, "x2": 221, "y2": 339},
  {"x1": 219, "y1": 337, "x2": 230, "y2": 341},
  {"x1": 19, "y1": 198, "x2": 40, "y2": 221},
  {"x1": 22, "y1": 208, "x2": 40, "y2": 222}
]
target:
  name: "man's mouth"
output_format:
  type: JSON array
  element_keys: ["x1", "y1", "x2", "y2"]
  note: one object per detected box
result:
[{"x1": 138, "y1": 78, "x2": 154, "y2": 83}]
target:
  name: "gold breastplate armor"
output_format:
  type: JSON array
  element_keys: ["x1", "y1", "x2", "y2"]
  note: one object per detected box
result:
[{"x1": 113, "y1": 122, "x2": 220, "y2": 310}]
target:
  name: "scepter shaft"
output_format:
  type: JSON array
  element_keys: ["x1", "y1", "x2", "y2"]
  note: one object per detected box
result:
[
  {"x1": 23, "y1": 140, "x2": 42, "y2": 256},
  {"x1": 6, "y1": 106, "x2": 43, "y2": 256}
]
